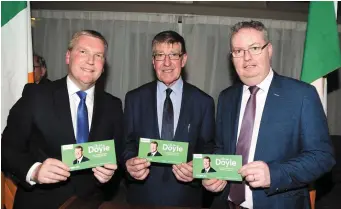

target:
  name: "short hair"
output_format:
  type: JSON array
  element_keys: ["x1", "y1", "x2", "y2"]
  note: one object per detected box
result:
[
  {"x1": 203, "y1": 156, "x2": 211, "y2": 162},
  {"x1": 68, "y1": 30, "x2": 108, "y2": 54},
  {"x1": 151, "y1": 141, "x2": 158, "y2": 147},
  {"x1": 230, "y1": 20, "x2": 269, "y2": 44},
  {"x1": 33, "y1": 54, "x2": 47, "y2": 69},
  {"x1": 152, "y1": 30, "x2": 187, "y2": 54},
  {"x1": 75, "y1": 145, "x2": 83, "y2": 151}
]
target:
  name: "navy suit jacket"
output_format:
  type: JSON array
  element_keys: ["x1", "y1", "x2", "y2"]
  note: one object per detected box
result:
[
  {"x1": 1, "y1": 77, "x2": 124, "y2": 209},
  {"x1": 123, "y1": 81, "x2": 215, "y2": 207},
  {"x1": 212, "y1": 73, "x2": 335, "y2": 209}
]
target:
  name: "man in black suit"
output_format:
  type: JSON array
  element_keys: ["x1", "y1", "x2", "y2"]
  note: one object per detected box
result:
[
  {"x1": 201, "y1": 156, "x2": 216, "y2": 173},
  {"x1": 1, "y1": 30, "x2": 123, "y2": 209},
  {"x1": 73, "y1": 145, "x2": 90, "y2": 164},
  {"x1": 123, "y1": 30, "x2": 215, "y2": 207},
  {"x1": 33, "y1": 54, "x2": 51, "y2": 84},
  {"x1": 147, "y1": 141, "x2": 162, "y2": 157}
]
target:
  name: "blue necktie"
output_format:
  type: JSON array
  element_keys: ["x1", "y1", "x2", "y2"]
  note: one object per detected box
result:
[
  {"x1": 161, "y1": 88, "x2": 174, "y2": 140},
  {"x1": 76, "y1": 91, "x2": 89, "y2": 143}
]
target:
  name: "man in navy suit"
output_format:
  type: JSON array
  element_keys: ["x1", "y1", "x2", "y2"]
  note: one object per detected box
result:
[
  {"x1": 123, "y1": 30, "x2": 215, "y2": 207},
  {"x1": 73, "y1": 145, "x2": 90, "y2": 164},
  {"x1": 203, "y1": 21, "x2": 335, "y2": 209},
  {"x1": 2, "y1": 30, "x2": 123, "y2": 209},
  {"x1": 147, "y1": 141, "x2": 162, "y2": 157}
]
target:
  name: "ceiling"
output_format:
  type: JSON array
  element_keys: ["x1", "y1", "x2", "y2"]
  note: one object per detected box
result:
[{"x1": 31, "y1": 1, "x2": 341, "y2": 23}]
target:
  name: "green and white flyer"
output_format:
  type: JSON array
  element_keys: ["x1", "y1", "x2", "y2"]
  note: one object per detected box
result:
[
  {"x1": 61, "y1": 139, "x2": 116, "y2": 171},
  {"x1": 193, "y1": 154, "x2": 242, "y2": 181},
  {"x1": 138, "y1": 138, "x2": 188, "y2": 164}
]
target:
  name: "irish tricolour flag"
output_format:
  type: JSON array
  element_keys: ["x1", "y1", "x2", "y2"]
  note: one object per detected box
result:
[{"x1": 1, "y1": 1, "x2": 33, "y2": 131}]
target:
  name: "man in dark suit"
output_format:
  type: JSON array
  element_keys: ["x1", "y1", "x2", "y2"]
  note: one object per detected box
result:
[
  {"x1": 33, "y1": 54, "x2": 51, "y2": 84},
  {"x1": 203, "y1": 21, "x2": 335, "y2": 209},
  {"x1": 1, "y1": 30, "x2": 123, "y2": 209},
  {"x1": 73, "y1": 145, "x2": 90, "y2": 164},
  {"x1": 123, "y1": 30, "x2": 215, "y2": 207},
  {"x1": 147, "y1": 141, "x2": 162, "y2": 157},
  {"x1": 201, "y1": 156, "x2": 216, "y2": 173}
]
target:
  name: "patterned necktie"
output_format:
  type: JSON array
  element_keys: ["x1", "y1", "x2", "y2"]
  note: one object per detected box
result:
[
  {"x1": 161, "y1": 88, "x2": 174, "y2": 140},
  {"x1": 76, "y1": 91, "x2": 89, "y2": 143},
  {"x1": 229, "y1": 86, "x2": 260, "y2": 205}
]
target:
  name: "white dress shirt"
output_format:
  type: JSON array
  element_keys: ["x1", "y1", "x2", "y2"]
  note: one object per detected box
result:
[
  {"x1": 26, "y1": 76, "x2": 95, "y2": 185},
  {"x1": 229, "y1": 69, "x2": 274, "y2": 209}
]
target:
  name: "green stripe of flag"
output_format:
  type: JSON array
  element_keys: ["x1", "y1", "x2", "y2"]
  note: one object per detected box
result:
[
  {"x1": 300, "y1": 1, "x2": 341, "y2": 83},
  {"x1": 1, "y1": 1, "x2": 27, "y2": 27}
]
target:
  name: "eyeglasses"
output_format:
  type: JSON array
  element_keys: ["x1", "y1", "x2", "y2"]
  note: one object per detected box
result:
[
  {"x1": 33, "y1": 65, "x2": 41, "y2": 68},
  {"x1": 153, "y1": 53, "x2": 183, "y2": 61},
  {"x1": 231, "y1": 43, "x2": 269, "y2": 58}
]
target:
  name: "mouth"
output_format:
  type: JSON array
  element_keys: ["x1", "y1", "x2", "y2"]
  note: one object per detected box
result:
[
  {"x1": 243, "y1": 64, "x2": 256, "y2": 69},
  {"x1": 81, "y1": 67, "x2": 94, "y2": 72},
  {"x1": 162, "y1": 69, "x2": 173, "y2": 73}
]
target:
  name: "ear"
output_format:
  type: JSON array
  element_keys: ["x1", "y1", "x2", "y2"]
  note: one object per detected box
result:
[
  {"x1": 181, "y1": 53, "x2": 188, "y2": 68},
  {"x1": 267, "y1": 43, "x2": 273, "y2": 59},
  {"x1": 65, "y1": 51, "x2": 71, "y2": 64}
]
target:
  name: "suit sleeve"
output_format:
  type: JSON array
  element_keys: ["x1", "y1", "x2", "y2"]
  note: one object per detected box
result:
[
  {"x1": 122, "y1": 92, "x2": 138, "y2": 167},
  {"x1": 214, "y1": 92, "x2": 225, "y2": 154},
  {"x1": 266, "y1": 85, "x2": 335, "y2": 195},
  {"x1": 1, "y1": 84, "x2": 38, "y2": 189},
  {"x1": 198, "y1": 96, "x2": 215, "y2": 154}
]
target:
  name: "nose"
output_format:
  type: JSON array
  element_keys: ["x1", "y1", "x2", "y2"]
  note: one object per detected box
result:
[
  {"x1": 243, "y1": 50, "x2": 252, "y2": 61},
  {"x1": 163, "y1": 55, "x2": 171, "y2": 67},
  {"x1": 87, "y1": 54, "x2": 95, "y2": 65}
]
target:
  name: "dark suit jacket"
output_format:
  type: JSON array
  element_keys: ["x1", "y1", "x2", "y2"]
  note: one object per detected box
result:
[
  {"x1": 1, "y1": 77, "x2": 124, "y2": 209},
  {"x1": 147, "y1": 151, "x2": 162, "y2": 157},
  {"x1": 73, "y1": 156, "x2": 90, "y2": 164},
  {"x1": 123, "y1": 81, "x2": 215, "y2": 207},
  {"x1": 201, "y1": 167, "x2": 216, "y2": 173},
  {"x1": 212, "y1": 73, "x2": 335, "y2": 209}
]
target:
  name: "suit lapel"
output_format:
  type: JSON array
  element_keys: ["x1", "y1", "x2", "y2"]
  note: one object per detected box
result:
[
  {"x1": 254, "y1": 74, "x2": 283, "y2": 160},
  {"x1": 53, "y1": 78, "x2": 76, "y2": 145},
  {"x1": 173, "y1": 82, "x2": 191, "y2": 141},
  {"x1": 88, "y1": 86, "x2": 104, "y2": 142},
  {"x1": 150, "y1": 82, "x2": 161, "y2": 139},
  {"x1": 229, "y1": 84, "x2": 243, "y2": 154}
]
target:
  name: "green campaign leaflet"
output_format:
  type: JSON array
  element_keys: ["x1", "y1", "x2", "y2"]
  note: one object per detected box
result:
[
  {"x1": 61, "y1": 139, "x2": 116, "y2": 171},
  {"x1": 193, "y1": 154, "x2": 242, "y2": 181},
  {"x1": 138, "y1": 138, "x2": 188, "y2": 164}
]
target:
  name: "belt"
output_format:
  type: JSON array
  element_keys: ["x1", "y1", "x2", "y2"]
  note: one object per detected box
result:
[{"x1": 228, "y1": 201, "x2": 248, "y2": 209}]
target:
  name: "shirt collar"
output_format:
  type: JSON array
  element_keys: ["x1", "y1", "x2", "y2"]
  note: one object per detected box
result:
[
  {"x1": 243, "y1": 68, "x2": 274, "y2": 93},
  {"x1": 157, "y1": 77, "x2": 183, "y2": 96},
  {"x1": 67, "y1": 76, "x2": 95, "y2": 102}
]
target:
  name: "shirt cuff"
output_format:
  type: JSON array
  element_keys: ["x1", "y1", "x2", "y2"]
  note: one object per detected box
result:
[{"x1": 26, "y1": 162, "x2": 42, "y2": 185}]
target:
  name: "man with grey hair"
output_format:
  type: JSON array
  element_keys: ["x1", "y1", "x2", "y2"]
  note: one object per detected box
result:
[
  {"x1": 203, "y1": 20, "x2": 334, "y2": 209},
  {"x1": 2, "y1": 29, "x2": 123, "y2": 209}
]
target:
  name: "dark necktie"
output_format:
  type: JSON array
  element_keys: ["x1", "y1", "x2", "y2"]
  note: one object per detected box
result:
[
  {"x1": 76, "y1": 91, "x2": 89, "y2": 143},
  {"x1": 229, "y1": 86, "x2": 260, "y2": 205},
  {"x1": 161, "y1": 88, "x2": 174, "y2": 140}
]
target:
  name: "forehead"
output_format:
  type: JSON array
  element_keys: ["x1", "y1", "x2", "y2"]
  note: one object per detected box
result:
[
  {"x1": 153, "y1": 42, "x2": 181, "y2": 52},
  {"x1": 33, "y1": 56, "x2": 40, "y2": 64},
  {"x1": 74, "y1": 35, "x2": 105, "y2": 51},
  {"x1": 231, "y1": 28, "x2": 266, "y2": 47}
]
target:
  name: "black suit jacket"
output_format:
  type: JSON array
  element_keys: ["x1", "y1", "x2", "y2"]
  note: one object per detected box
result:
[
  {"x1": 123, "y1": 81, "x2": 215, "y2": 207},
  {"x1": 147, "y1": 151, "x2": 162, "y2": 157},
  {"x1": 201, "y1": 167, "x2": 216, "y2": 173},
  {"x1": 1, "y1": 77, "x2": 124, "y2": 209},
  {"x1": 73, "y1": 156, "x2": 90, "y2": 165}
]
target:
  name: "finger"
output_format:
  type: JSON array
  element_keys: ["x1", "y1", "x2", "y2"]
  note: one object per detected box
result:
[
  {"x1": 240, "y1": 167, "x2": 260, "y2": 178},
  {"x1": 172, "y1": 168, "x2": 188, "y2": 182},
  {"x1": 133, "y1": 168, "x2": 148, "y2": 179},
  {"x1": 213, "y1": 180, "x2": 227, "y2": 192},
  {"x1": 94, "y1": 166, "x2": 114, "y2": 176},
  {"x1": 177, "y1": 164, "x2": 193, "y2": 178},
  {"x1": 135, "y1": 169, "x2": 150, "y2": 180},
  {"x1": 94, "y1": 171, "x2": 107, "y2": 183},
  {"x1": 173, "y1": 164, "x2": 192, "y2": 181},
  {"x1": 239, "y1": 161, "x2": 264, "y2": 173},
  {"x1": 245, "y1": 174, "x2": 255, "y2": 183},
  {"x1": 44, "y1": 164, "x2": 70, "y2": 178},
  {"x1": 103, "y1": 164, "x2": 117, "y2": 170},
  {"x1": 203, "y1": 179, "x2": 219, "y2": 187},
  {"x1": 46, "y1": 158, "x2": 70, "y2": 172},
  {"x1": 181, "y1": 163, "x2": 193, "y2": 173}
]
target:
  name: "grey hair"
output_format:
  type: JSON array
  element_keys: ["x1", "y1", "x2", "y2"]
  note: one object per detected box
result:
[{"x1": 230, "y1": 20, "x2": 269, "y2": 43}]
